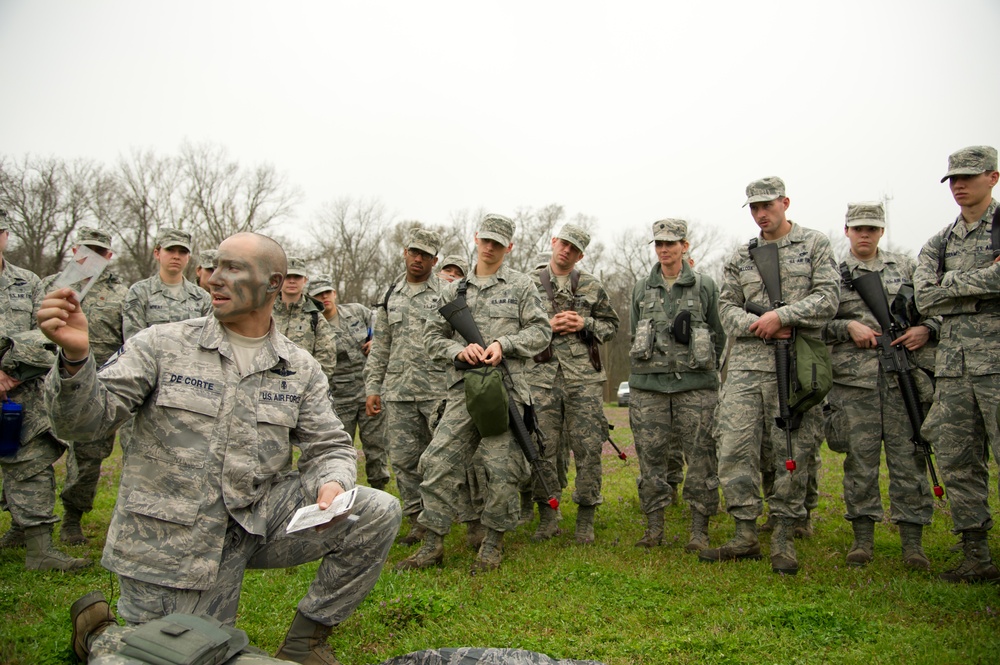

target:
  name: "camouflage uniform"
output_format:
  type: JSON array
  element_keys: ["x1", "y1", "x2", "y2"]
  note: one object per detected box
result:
[
  {"x1": 0, "y1": 259, "x2": 42, "y2": 338},
  {"x1": 363, "y1": 273, "x2": 450, "y2": 519},
  {"x1": 629, "y1": 238, "x2": 726, "y2": 523},
  {"x1": 326, "y1": 299, "x2": 389, "y2": 488},
  {"x1": 44, "y1": 315, "x2": 400, "y2": 625},
  {"x1": 716, "y1": 222, "x2": 839, "y2": 522},
  {"x1": 824, "y1": 248, "x2": 936, "y2": 526},
  {"x1": 122, "y1": 273, "x2": 211, "y2": 341},
  {"x1": 418, "y1": 262, "x2": 551, "y2": 535},
  {"x1": 271, "y1": 295, "x2": 338, "y2": 390}
]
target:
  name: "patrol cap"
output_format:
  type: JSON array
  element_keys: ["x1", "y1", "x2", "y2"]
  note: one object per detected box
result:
[
  {"x1": 198, "y1": 249, "x2": 218, "y2": 270},
  {"x1": 286, "y1": 256, "x2": 309, "y2": 278},
  {"x1": 440, "y1": 255, "x2": 469, "y2": 276},
  {"x1": 845, "y1": 202, "x2": 886, "y2": 228},
  {"x1": 651, "y1": 218, "x2": 687, "y2": 243},
  {"x1": 940, "y1": 145, "x2": 998, "y2": 183},
  {"x1": 75, "y1": 226, "x2": 112, "y2": 251},
  {"x1": 406, "y1": 228, "x2": 441, "y2": 256},
  {"x1": 155, "y1": 228, "x2": 193, "y2": 251},
  {"x1": 477, "y1": 213, "x2": 516, "y2": 247},
  {"x1": 743, "y1": 176, "x2": 787, "y2": 207},
  {"x1": 554, "y1": 223, "x2": 591, "y2": 252},
  {"x1": 308, "y1": 274, "x2": 335, "y2": 296}
]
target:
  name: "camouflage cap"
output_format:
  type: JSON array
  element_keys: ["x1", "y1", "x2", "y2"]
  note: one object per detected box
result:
[
  {"x1": 554, "y1": 223, "x2": 591, "y2": 252},
  {"x1": 477, "y1": 213, "x2": 516, "y2": 247},
  {"x1": 406, "y1": 228, "x2": 441, "y2": 256},
  {"x1": 75, "y1": 226, "x2": 112, "y2": 251},
  {"x1": 155, "y1": 227, "x2": 193, "y2": 251},
  {"x1": 845, "y1": 201, "x2": 886, "y2": 228},
  {"x1": 308, "y1": 274, "x2": 335, "y2": 296},
  {"x1": 286, "y1": 256, "x2": 309, "y2": 278},
  {"x1": 198, "y1": 249, "x2": 218, "y2": 270},
  {"x1": 743, "y1": 176, "x2": 787, "y2": 207},
  {"x1": 651, "y1": 218, "x2": 687, "y2": 243},
  {"x1": 440, "y1": 255, "x2": 469, "y2": 276},
  {"x1": 940, "y1": 145, "x2": 998, "y2": 183}
]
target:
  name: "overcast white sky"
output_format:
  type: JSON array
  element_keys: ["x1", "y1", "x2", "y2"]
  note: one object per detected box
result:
[{"x1": 1, "y1": 0, "x2": 998, "y2": 257}]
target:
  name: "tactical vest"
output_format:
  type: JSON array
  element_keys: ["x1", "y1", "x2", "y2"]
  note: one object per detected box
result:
[{"x1": 630, "y1": 271, "x2": 716, "y2": 374}]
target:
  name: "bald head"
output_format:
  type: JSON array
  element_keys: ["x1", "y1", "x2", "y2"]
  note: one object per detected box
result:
[{"x1": 210, "y1": 233, "x2": 289, "y2": 336}]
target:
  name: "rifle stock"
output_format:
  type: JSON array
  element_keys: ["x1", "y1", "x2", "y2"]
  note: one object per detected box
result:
[{"x1": 850, "y1": 272, "x2": 944, "y2": 498}]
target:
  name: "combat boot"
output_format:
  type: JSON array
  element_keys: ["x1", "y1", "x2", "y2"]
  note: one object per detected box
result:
[
  {"x1": 396, "y1": 515, "x2": 426, "y2": 546},
  {"x1": 699, "y1": 519, "x2": 761, "y2": 562},
  {"x1": 517, "y1": 491, "x2": 535, "y2": 526},
  {"x1": 793, "y1": 513, "x2": 814, "y2": 539},
  {"x1": 466, "y1": 519, "x2": 486, "y2": 551},
  {"x1": 395, "y1": 530, "x2": 444, "y2": 570},
  {"x1": 575, "y1": 505, "x2": 596, "y2": 545},
  {"x1": 899, "y1": 522, "x2": 930, "y2": 572},
  {"x1": 70, "y1": 591, "x2": 118, "y2": 662},
  {"x1": 685, "y1": 511, "x2": 710, "y2": 553},
  {"x1": 531, "y1": 503, "x2": 560, "y2": 541},
  {"x1": 760, "y1": 512, "x2": 775, "y2": 533},
  {"x1": 634, "y1": 508, "x2": 664, "y2": 548},
  {"x1": 770, "y1": 518, "x2": 798, "y2": 575},
  {"x1": 939, "y1": 530, "x2": 1000, "y2": 584},
  {"x1": 25, "y1": 525, "x2": 91, "y2": 572},
  {"x1": 274, "y1": 611, "x2": 340, "y2": 665},
  {"x1": 60, "y1": 507, "x2": 89, "y2": 545},
  {"x1": 471, "y1": 528, "x2": 504, "y2": 574},
  {"x1": 0, "y1": 523, "x2": 25, "y2": 549},
  {"x1": 845, "y1": 517, "x2": 875, "y2": 567}
]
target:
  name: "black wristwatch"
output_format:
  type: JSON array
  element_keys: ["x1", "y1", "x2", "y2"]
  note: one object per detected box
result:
[{"x1": 60, "y1": 350, "x2": 89, "y2": 367}]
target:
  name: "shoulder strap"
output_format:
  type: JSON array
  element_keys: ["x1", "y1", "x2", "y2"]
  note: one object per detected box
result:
[
  {"x1": 992, "y1": 206, "x2": 1000, "y2": 254},
  {"x1": 839, "y1": 261, "x2": 854, "y2": 290},
  {"x1": 537, "y1": 267, "x2": 556, "y2": 306},
  {"x1": 748, "y1": 237, "x2": 759, "y2": 251},
  {"x1": 378, "y1": 283, "x2": 396, "y2": 311},
  {"x1": 570, "y1": 269, "x2": 581, "y2": 295},
  {"x1": 456, "y1": 277, "x2": 469, "y2": 306},
  {"x1": 311, "y1": 309, "x2": 319, "y2": 333}
]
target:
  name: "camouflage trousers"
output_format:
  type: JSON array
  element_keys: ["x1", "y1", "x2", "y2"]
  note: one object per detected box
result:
[
  {"x1": 61, "y1": 432, "x2": 116, "y2": 513},
  {"x1": 923, "y1": 372, "x2": 1000, "y2": 532},
  {"x1": 629, "y1": 387, "x2": 720, "y2": 517},
  {"x1": 385, "y1": 399, "x2": 444, "y2": 518},
  {"x1": 716, "y1": 370, "x2": 821, "y2": 521},
  {"x1": 826, "y1": 381, "x2": 933, "y2": 525},
  {"x1": 0, "y1": 431, "x2": 65, "y2": 527},
  {"x1": 107, "y1": 484, "x2": 400, "y2": 627},
  {"x1": 335, "y1": 395, "x2": 390, "y2": 486},
  {"x1": 531, "y1": 375, "x2": 605, "y2": 507},
  {"x1": 762, "y1": 414, "x2": 823, "y2": 513},
  {"x1": 417, "y1": 385, "x2": 531, "y2": 534},
  {"x1": 91, "y1": 629, "x2": 287, "y2": 664}
]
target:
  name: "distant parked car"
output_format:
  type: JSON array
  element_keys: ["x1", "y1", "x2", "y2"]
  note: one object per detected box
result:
[{"x1": 617, "y1": 381, "x2": 630, "y2": 407}]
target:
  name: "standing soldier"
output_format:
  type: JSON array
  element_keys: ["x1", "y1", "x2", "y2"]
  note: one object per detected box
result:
[
  {"x1": 914, "y1": 145, "x2": 1000, "y2": 583},
  {"x1": 397, "y1": 214, "x2": 551, "y2": 573},
  {"x1": 310, "y1": 275, "x2": 390, "y2": 490},
  {"x1": 122, "y1": 228, "x2": 211, "y2": 340},
  {"x1": 364, "y1": 229, "x2": 450, "y2": 545},
  {"x1": 824, "y1": 202, "x2": 936, "y2": 569},
  {"x1": 271, "y1": 257, "x2": 338, "y2": 389},
  {"x1": 700, "y1": 177, "x2": 839, "y2": 575},
  {"x1": 629, "y1": 219, "x2": 725, "y2": 552},
  {"x1": 36, "y1": 227, "x2": 128, "y2": 545},
  {"x1": 439, "y1": 255, "x2": 469, "y2": 283},
  {"x1": 195, "y1": 249, "x2": 218, "y2": 292},
  {"x1": 528, "y1": 223, "x2": 619, "y2": 544}
]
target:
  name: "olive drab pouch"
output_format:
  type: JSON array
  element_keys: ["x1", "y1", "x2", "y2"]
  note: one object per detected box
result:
[
  {"x1": 689, "y1": 327, "x2": 714, "y2": 370},
  {"x1": 120, "y1": 613, "x2": 248, "y2": 665},
  {"x1": 789, "y1": 333, "x2": 833, "y2": 415},
  {"x1": 630, "y1": 318, "x2": 655, "y2": 360},
  {"x1": 464, "y1": 366, "x2": 509, "y2": 437},
  {"x1": 822, "y1": 400, "x2": 849, "y2": 454},
  {"x1": 532, "y1": 344, "x2": 554, "y2": 364}
]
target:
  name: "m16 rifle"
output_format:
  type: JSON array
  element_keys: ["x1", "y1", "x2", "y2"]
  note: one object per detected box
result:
[{"x1": 848, "y1": 271, "x2": 944, "y2": 499}]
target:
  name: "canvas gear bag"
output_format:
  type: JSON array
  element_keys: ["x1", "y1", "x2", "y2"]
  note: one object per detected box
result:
[
  {"x1": 464, "y1": 366, "x2": 510, "y2": 437},
  {"x1": 119, "y1": 614, "x2": 249, "y2": 665}
]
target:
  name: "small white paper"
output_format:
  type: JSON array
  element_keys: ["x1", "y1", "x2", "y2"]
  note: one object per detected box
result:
[
  {"x1": 285, "y1": 487, "x2": 359, "y2": 533},
  {"x1": 53, "y1": 245, "x2": 110, "y2": 301}
]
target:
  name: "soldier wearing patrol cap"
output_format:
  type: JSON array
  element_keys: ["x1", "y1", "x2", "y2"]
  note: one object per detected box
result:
[
  {"x1": 122, "y1": 228, "x2": 211, "y2": 340},
  {"x1": 526, "y1": 223, "x2": 620, "y2": 544},
  {"x1": 701, "y1": 177, "x2": 839, "y2": 575},
  {"x1": 823, "y1": 202, "x2": 938, "y2": 570},
  {"x1": 33, "y1": 226, "x2": 128, "y2": 545},
  {"x1": 629, "y1": 219, "x2": 725, "y2": 552},
  {"x1": 439, "y1": 255, "x2": 470, "y2": 283},
  {"x1": 914, "y1": 145, "x2": 1000, "y2": 583},
  {"x1": 196, "y1": 249, "x2": 218, "y2": 292},
  {"x1": 272, "y1": 257, "x2": 338, "y2": 388},
  {"x1": 397, "y1": 214, "x2": 551, "y2": 573},
  {"x1": 310, "y1": 274, "x2": 390, "y2": 491}
]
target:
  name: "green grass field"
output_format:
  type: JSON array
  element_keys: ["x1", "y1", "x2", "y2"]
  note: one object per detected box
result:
[{"x1": 2, "y1": 405, "x2": 999, "y2": 665}]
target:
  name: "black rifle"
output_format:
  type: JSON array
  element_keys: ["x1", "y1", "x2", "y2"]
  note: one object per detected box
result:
[
  {"x1": 746, "y1": 241, "x2": 798, "y2": 473},
  {"x1": 438, "y1": 296, "x2": 560, "y2": 510},
  {"x1": 848, "y1": 271, "x2": 945, "y2": 499},
  {"x1": 606, "y1": 423, "x2": 627, "y2": 461}
]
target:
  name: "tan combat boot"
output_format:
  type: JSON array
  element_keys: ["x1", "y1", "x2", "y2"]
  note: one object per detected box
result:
[
  {"x1": 575, "y1": 505, "x2": 597, "y2": 544},
  {"x1": 699, "y1": 519, "x2": 761, "y2": 562},
  {"x1": 60, "y1": 507, "x2": 89, "y2": 545},
  {"x1": 899, "y1": 522, "x2": 930, "y2": 572},
  {"x1": 685, "y1": 511, "x2": 710, "y2": 553},
  {"x1": 471, "y1": 528, "x2": 504, "y2": 574},
  {"x1": 397, "y1": 515, "x2": 426, "y2": 546},
  {"x1": 793, "y1": 512, "x2": 814, "y2": 539},
  {"x1": 531, "y1": 503, "x2": 561, "y2": 541},
  {"x1": 25, "y1": 525, "x2": 91, "y2": 572},
  {"x1": 466, "y1": 519, "x2": 486, "y2": 551},
  {"x1": 0, "y1": 523, "x2": 25, "y2": 549},
  {"x1": 939, "y1": 530, "x2": 1000, "y2": 584},
  {"x1": 395, "y1": 530, "x2": 444, "y2": 570},
  {"x1": 770, "y1": 517, "x2": 798, "y2": 575},
  {"x1": 70, "y1": 591, "x2": 118, "y2": 662},
  {"x1": 635, "y1": 508, "x2": 665, "y2": 548},
  {"x1": 274, "y1": 611, "x2": 340, "y2": 665},
  {"x1": 845, "y1": 517, "x2": 875, "y2": 567},
  {"x1": 517, "y1": 491, "x2": 535, "y2": 526}
]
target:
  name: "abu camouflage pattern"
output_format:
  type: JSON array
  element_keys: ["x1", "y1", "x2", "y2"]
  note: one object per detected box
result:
[
  {"x1": 271, "y1": 295, "x2": 338, "y2": 387},
  {"x1": 0, "y1": 260, "x2": 42, "y2": 338},
  {"x1": 122, "y1": 273, "x2": 211, "y2": 340},
  {"x1": 328, "y1": 302, "x2": 374, "y2": 403}
]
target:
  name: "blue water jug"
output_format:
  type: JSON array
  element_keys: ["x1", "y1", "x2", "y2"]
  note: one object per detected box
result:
[{"x1": 0, "y1": 399, "x2": 23, "y2": 457}]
